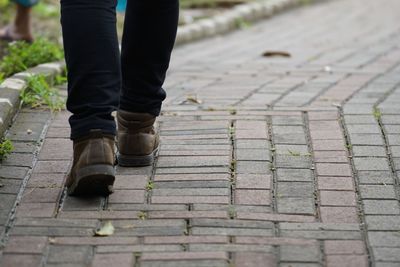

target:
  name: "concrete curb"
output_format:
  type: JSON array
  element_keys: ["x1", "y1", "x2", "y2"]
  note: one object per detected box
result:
[
  {"x1": 176, "y1": 0, "x2": 315, "y2": 45},
  {"x1": 0, "y1": 61, "x2": 66, "y2": 137}
]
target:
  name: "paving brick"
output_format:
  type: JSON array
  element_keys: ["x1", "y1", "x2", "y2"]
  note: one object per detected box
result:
[
  {"x1": 275, "y1": 155, "x2": 312, "y2": 168},
  {"x1": 236, "y1": 161, "x2": 271, "y2": 174},
  {"x1": 313, "y1": 140, "x2": 346, "y2": 151},
  {"x1": 373, "y1": 247, "x2": 400, "y2": 262},
  {"x1": 313, "y1": 151, "x2": 349, "y2": 163},
  {"x1": 21, "y1": 188, "x2": 60, "y2": 203},
  {"x1": 16, "y1": 202, "x2": 56, "y2": 217},
  {"x1": 366, "y1": 215, "x2": 400, "y2": 231},
  {"x1": 368, "y1": 231, "x2": 400, "y2": 247},
  {"x1": 320, "y1": 191, "x2": 357, "y2": 206},
  {"x1": 152, "y1": 188, "x2": 229, "y2": 196},
  {"x1": 359, "y1": 185, "x2": 397, "y2": 199},
  {"x1": 236, "y1": 174, "x2": 271, "y2": 189},
  {"x1": 363, "y1": 200, "x2": 400, "y2": 215},
  {"x1": 318, "y1": 177, "x2": 354, "y2": 191},
  {"x1": 277, "y1": 198, "x2": 315, "y2": 215},
  {"x1": 352, "y1": 146, "x2": 387, "y2": 157},
  {"x1": 276, "y1": 169, "x2": 313, "y2": 182},
  {"x1": 144, "y1": 235, "x2": 228, "y2": 244},
  {"x1": 326, "y1": 255, "x2": 368, "y2": 267},
  {"x1": 4, "y1": 236, "x2": 48, "y2": 254},
  {"x1": 0, "y1": 254, "x2": 42, "y2": 267},
  {"x1": 141, "y1": 251, "x2": 228, "y2": 261},
  {"x1": 276, "y1": 182, "x2": 314, "y2": 197},
  {"x1": 91, "y1": 253, "x2": 135, "y2": 267},
  {"x1": 324, "y1": 240, "x2": 366, "y2": 254},
  {"x1": 235, "y1": 189, "x2": 271, "y2": 205},
  {"x1": 280, "y1": 244, "x2": 320, "y2": 262},
  {"x1": 320, "y1": 207, "x2": 359, "y2": 223},
  {"x1": 357, "y1": 171, "x2": 394, "y2": 185},
  {"x1": 316, "y1": 163, "x2": 352, "y2": 176},
  {"x1": 236, "y1": 149, "x2": 271, "y2": 161},
  {"x1": 353, "y1": 157, "x2": 390, "y2": 171},
  {"x1": 47, "y1": 245, "x2": 93, "y2": 263},
  {"x1": 33, "y1": 160, "x2": 70, "y2": 173},
  {"x1": 234, "y1": 252, "x2": 276, "y2": 267}
]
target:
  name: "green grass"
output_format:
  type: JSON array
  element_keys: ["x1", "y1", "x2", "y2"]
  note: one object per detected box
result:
[
  {"x1": 0, "y1": 38, "x2": 63, "y2": 82},
  {"x1": 0, "y1": 138, "x2": 14, "y2": 160},
  {"x1": 21, "y1": 74, "x2": 65, "y2": 111}
]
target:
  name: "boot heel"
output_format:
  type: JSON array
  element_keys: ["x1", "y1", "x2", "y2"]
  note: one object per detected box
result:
[{"x1": 68, "y1": 164, "x2": 115, "y2": 196}]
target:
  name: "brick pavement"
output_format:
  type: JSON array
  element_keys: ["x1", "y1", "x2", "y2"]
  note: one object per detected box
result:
[{"x1": 1, "y1": 0, "x2": 400, "y2": 266}]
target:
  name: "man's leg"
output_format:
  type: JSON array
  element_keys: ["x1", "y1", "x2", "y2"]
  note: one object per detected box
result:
[
  {"x1": 119, "y1": 0, "x2": 179, "y2": 115},
  {"x1": 117, "y1": 0, "x2": 179, "y2": 167},
  {"x1": 61, "y1": 0, "x2": 120, "y2": 140},
  {"x1": 60, "y1": 0, "x2": 120, "y2": 195}
]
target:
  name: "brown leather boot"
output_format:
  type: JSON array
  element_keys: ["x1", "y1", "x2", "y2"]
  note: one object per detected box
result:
[
  {"x1": 117, "y1": 110, "x2": 159, "y2": 167},
  {"x1": 66, "y1": 129, "x2": 116, "y2": 196}
]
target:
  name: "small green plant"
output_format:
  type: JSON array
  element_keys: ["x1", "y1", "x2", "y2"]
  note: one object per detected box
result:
[
  {"x1": 0, "y1": 38, "x2": 63, "y2": 78},
  {"x1": 288, "y1": 150, "x2": 301, "y2": 156},
  {"x1": 21, "y1": 74, "x2": 65, "y2": 111},
  {"x1": 33, "y1": 2, "x2": 59, "y2": 18},
  {"x1": 373, "y1": 107, "x2": 382, "y2": 120},
  {"x1": 0, "y1": 138, "x2": 14, "y2": 160},
  {"x1": 145, "y1": 181, "x2": 154, "y2": 191},
  {"x1": 235, "y1": 17, "x2": 251, "y2": 29},
  {"x1": 137, "y1": 211, "x2": 147, "y2": 220},
  {"x1": 54, "y1": 73, "x2": 68, "y2": 86}
]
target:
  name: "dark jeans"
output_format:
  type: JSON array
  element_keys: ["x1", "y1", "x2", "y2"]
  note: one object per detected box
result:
[{"x1": 60, "y1": 0, "x2": 179, "y2": 140}]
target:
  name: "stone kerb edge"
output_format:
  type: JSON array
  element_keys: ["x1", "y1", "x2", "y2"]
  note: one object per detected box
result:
[
  {"x1": 0, "y1": 61, "x2": 66, "y2": 137},
  {"x1": 175, "y1": 0, "x2": 310, "y2": 45}
]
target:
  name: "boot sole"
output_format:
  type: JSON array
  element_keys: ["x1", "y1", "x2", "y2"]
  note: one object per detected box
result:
[
  {"x1": 117, "y1": 147, "x2": 159, "y2": 167},
  {"x1": 67, "y1": 164, "x2": 115, "y2": 196}
]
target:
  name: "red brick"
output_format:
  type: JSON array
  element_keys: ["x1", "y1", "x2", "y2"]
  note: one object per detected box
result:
[
  {"x1": 236, "y1": 212, "x2": 316, "y2": 222},
  {"x1": 141, "y1": 252, "x2": 228, "y2": 261},
  {"x1": 16, "y1": 203, "x2": 56, "y2": 217},
  {"x1": 308, "y1": 112, "x2": 338, "y2": 121},
  {"x1": 54, "y1": 237, "x2": 139, "y2": 245},
  {"x1": 148, "y1": 211, "x2": 228, "y2": 219},
  {"x1": 151, "y1": 196, "x2": 229, "y2": 204},
  {"x1": 320, "y1": 207, "x2": 359, "y2": 223},
  {"x1": 318, "y1": 177, "x2": 354, "y2": 191},
  {"x1": 314, "y1": 151, "x2": 349, "y2": 163},
  {"x1": 154, "y1": 174, "x2": 229, "y2": 182},
  {"x1": 144, "y1": 236, "x2": 229, "y2": 244},
  {"x1": 234, "y1": 252, "x2": 276, "y2": 267},
  {"x1": 4, "y1": 236, "x2": 47, "y2": 254},
  {"x1": 316, "y1": 163, "x2": 352, "y2": 176},
  {"x1": 113, "y1": 175, "x2": 148, "y2": 189},
  {"x1": 320, "y1": 191, "x2": 357, "y2": 206},
  {"x1": 21, "y1": 188, "x2": 60, "y2": 203},
  {"x1": 108, "y1": 190, "x2": 145, "y2": 204},
  {"x1": 313, "y1": 140, "x2": 346, "y2": 151},
  {"x1": 324, "y1": 240, "x2": 366, "y2": 255},
  {"x1": 310, "y1": 130, "x2": 343, "y2": 140},
  {"x1": 235, "y1": 236, "x2": 317, "y2": 246},
  {"x1": 27, "y1": 173, "x2": 65, "y2": 188},
  {"x1": 92, "y1": 253, "x2": 135, "y2": 267},
  {"x1": 235, "y1": 190, "x2": 271, "y2": 205},
  {"x1": 326, "y1": 255, "x2": 368, "y2": 267},
  {"x1": 33, "y1": 160, "x2": 70, "y2": 174},
  {"x1": 38, "y1": 138, "x2": 72, "y2": 160},
  {"x1": 0, "y1": 254, "x2": 42, "y2": 267},
  {"x1": 236, "y1": 174, "x2": 271, "y2": 189}
]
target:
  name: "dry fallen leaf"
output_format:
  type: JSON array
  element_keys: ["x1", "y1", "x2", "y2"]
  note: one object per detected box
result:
[
  {"x1": 262, "y1": 51, "x2": 291, "y2": 58},
  {"x1": 94, "y1": 221, "x2": 115, "y2": 237},
  {"x1": 186, "y1": 95, "x2": 202, "y2": 104}
]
